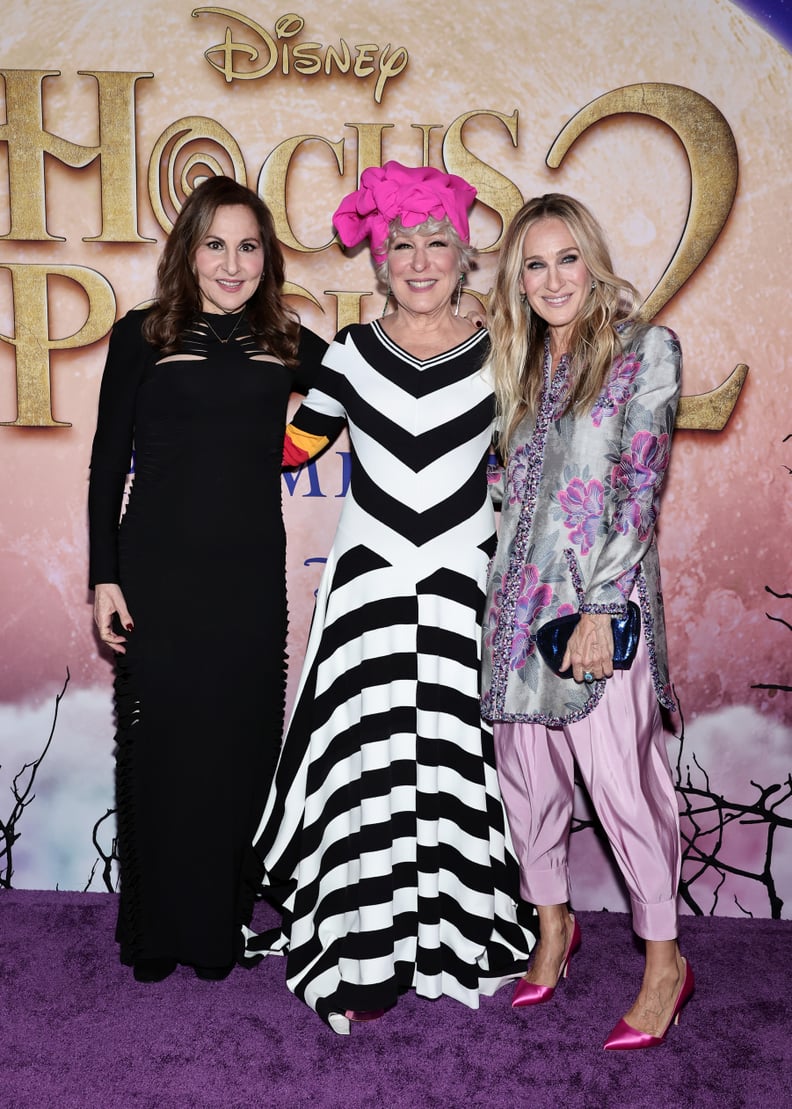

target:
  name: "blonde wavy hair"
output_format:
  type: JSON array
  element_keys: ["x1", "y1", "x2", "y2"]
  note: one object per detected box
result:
[{"x1": 488, "y1": 194, "x2": 639, "y2": 458}]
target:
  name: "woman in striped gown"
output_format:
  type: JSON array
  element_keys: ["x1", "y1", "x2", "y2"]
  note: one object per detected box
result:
[{"x1": 246, "y1": 162, "x2": 536, "y2": 1033}]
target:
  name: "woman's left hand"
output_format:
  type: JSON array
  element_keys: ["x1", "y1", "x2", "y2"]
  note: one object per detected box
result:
[
  {"x1": 561, "y1": 612, "x2": 614, "y2": 683},
  {"x1": 460, "y1": 292, "x2": 486, "y2": 328}
]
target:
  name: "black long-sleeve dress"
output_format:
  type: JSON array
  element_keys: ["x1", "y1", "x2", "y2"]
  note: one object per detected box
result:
[{"x1": 88, "y1": 307, "x2": 326, "y2": 970}]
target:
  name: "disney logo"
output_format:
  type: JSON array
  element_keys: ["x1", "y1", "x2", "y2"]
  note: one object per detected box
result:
[{"x1": 192, "y1": 8, "x2": 409, "y2": 103}]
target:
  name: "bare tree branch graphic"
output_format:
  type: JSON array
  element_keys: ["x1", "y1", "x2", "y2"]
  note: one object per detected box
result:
[
  {"x1": 0, "y1": 670, "x2": 70, "y2": 890},
  {"x1": 570, "y1": 694, "x2": 791, "y2": 919},
  {"x1": 84, "y1": 807, "x2": 119, "y2": 893},
  {"x1": 751, "y1": 585, "x2": 792, "y2": 693},
  {"x1": 572, "y1": 436, "x2": 792, "y2": 918}
]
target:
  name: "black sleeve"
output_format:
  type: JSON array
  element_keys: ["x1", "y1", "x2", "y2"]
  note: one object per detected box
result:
[
  {"x1": 292, "y1": 326, "x2": 330, "y2": 396},
  {"x1": 87, "y1": 311, "x2": 149, "y2": 588}
]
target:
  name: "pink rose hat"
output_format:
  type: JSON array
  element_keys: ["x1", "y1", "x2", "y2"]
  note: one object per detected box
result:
[{"x1": 333, "y1": 161, "x2": 477, "y2": 264}]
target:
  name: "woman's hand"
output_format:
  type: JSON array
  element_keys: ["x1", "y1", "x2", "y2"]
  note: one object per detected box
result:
[
  {"x1": 461, "y1": 292, "x2": 486, "y2": 328},
  {"x1": 94, "y1": 583, "x2": 133, "y2": 655},
  {"x1": 561, "y1": 612, "x2": 614, "y2": 684}
]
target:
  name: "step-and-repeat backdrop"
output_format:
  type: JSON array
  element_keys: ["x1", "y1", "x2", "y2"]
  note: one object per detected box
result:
[{"x1": 1, "y1": 0, "x2": 790, "y2": 917}]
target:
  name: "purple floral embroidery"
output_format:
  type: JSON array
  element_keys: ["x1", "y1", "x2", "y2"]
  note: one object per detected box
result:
[
  {"x1": 612, "y1": 431, "x2": 671, "y2": 540},
  {"x1": 556, "y1": 602, "x2": 576, "y2": 617},
  {"x1": 509, "y1": 564, "x2": 553, "y2": 670},
  {"x1": 614, "y1": 565, "x2": 638, "y2": 599},
  {"x1": 486, "y1": 450, "x2": 502, "y2": 488},
  {"x1": 557, "y1": 477, "x2": 604, "y2": 555},
  {"x1": 507, "y1": 445, "x2": 529, "y2": 506},
  {"x1": 551, "y1": 381, "x2": 571, "y2": 422},
  {"x1": 591, "y1": 353, "x2": 641, "y2": 427}
]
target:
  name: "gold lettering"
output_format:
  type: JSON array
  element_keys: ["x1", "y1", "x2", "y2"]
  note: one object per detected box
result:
[
  {"x1": 344, "y1": 123, "x2": 393, "y2": 183},
  {"x1": 0, "y1": 69, "x2": 153, "y2": 243},
  {"x1": 442, "y1": 110, "x2": 522, "y2": 252},
  {"x1": 323, "y1": 291, "x2": 373, "y2": 331},
  {"x1": 0, "y1": 264, "x2": 116, "y2": 427},
  {"x1": 353, "y1": 45, "x2": 378, "y2": 79},
  {"x1": 292, "y1": 43, "x2": 322, "y2": 75},
  {"x1": 274, "y1": 14, "x2": 304, "y2": 38},
  {"x1": 324, "y1": 42, "x2": 352, "y2": 75},
  {"x1": 147, "y1": 118, "x2": 247, "y2": 233},
  {"x1": 194, "y1": 8, "x2": 278, "y2": 81},
  {"x1": 82, "y1": 71, "x2": 157, "y2": 243},
  {"x1": 194, "y1": 11, "x2": 408, "y2": 103},
  {"x1": 374, "y1": 46, "x2": 409, "y2": 105},
  {"x1": 258, "y1": 134, "x2": 344, "y2": 251},
  {"x1": 546, "y1": 83, "x2": 745, "y2": 432},
  {"x1": 411, "y1": 124, "x2": 442, "y2": 166},
  {"x1": 676, "y1": 364, "x2": 749, "y2": 431},
  {"x1": 283, "y1": 280, "x2": 321, "y2": 309}
]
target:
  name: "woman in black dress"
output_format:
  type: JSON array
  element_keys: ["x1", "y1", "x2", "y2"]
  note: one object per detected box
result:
[{"x1": 89, "y1": 176, "x2": 326, "y2": 983}]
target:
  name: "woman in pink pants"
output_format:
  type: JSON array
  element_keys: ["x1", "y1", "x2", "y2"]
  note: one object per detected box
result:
[{"x1": 481, "y1": 194, "x2": 692, "y2": 1050}]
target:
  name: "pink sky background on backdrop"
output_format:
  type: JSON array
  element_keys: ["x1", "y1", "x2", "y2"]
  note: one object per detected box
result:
[{"x1": 1, "y1": 0, "x2": 790, "y2": 909}]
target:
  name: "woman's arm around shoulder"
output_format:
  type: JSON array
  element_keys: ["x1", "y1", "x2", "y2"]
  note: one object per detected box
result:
[
  {"x1": 292, "y1": 325, "x2": 330, "y2": 396},
  {"x1": 283, "y1": 325, "x2": 353, "y2": 467}
]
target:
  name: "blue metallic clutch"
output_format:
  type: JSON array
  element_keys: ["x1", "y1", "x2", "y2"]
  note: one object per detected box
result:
[{"x1": 535, "y1": 601, "x2": 641, "y2": 678}]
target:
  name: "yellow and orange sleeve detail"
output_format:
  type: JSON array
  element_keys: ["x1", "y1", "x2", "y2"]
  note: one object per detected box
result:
[{"x1": 283, "y1": 423, "x2": 330, "y2": 467}]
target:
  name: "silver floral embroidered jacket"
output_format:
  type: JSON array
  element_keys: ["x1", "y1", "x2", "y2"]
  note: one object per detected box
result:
[{"x1": 481, "y1": 324, "x2": 682, "y2": 727}]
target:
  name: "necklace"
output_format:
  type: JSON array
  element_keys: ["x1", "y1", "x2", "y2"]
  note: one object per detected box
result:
[{"x1": 202, "y1": 310, "x2": 245, "y2": 345}]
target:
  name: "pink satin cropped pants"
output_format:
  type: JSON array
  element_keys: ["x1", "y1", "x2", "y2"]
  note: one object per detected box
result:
[{"x1": 493, "y1": 633, "x2": 681, "y2": 941}]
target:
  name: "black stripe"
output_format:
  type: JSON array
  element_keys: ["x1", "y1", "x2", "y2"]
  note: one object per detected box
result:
[
  {"x1": 339, "y1": 390, "x2": 494, "y2": 472},
  {"x1": 351, "y1": 453, "x2": 489, "y2": 546}
]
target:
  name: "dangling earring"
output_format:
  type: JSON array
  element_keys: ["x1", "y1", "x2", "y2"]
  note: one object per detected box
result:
[
  {"x1": 382, "y1": 287, "x2": 391, "y2": 317},
  {"x1": 454, "y1": 274, "x2": 464, "y2": 316},
  {"x1": 590, "y1": 279, "x2": 596, "y2": 291}
]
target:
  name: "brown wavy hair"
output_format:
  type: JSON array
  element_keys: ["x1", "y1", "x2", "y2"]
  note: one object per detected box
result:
[
  {"x1": 488, "y1": 194, "x2": 639, "y2": 458},
  {"x1": 142, "y1": 176, "x2": 299, "y2": 364}
]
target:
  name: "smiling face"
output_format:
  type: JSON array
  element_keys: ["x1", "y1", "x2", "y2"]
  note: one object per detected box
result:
[
  {"x1": 386, "y1": 225, "x2": 461, "y2": 318},
  {"x1": 193, "y1": 204, "x2": 265, "y2": 313},
  {"x1": 520, "y1": 216, "x2": 592, "y2": 351}
]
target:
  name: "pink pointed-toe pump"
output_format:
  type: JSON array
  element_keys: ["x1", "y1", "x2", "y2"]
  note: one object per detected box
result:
[
  {"x1": 603, "y1": 958, "x2": 694, "y2": 1050},
  {"x1": 512, "y1": 915, "x2": 582, "y2": 1008}
]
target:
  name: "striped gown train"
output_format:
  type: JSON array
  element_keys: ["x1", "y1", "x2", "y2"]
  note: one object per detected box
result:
[{"x1": 245, "y1": 321, "x2": 537, "y2": 1032}]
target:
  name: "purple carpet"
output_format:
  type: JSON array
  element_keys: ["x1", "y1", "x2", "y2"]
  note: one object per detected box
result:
[{"x1": 1, "y1": 891, "x2": 790, "y2": 1108}]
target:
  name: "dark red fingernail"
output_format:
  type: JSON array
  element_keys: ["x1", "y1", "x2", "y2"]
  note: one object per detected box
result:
[{"x1": 125, "y1": 623, "x2": 134, "y2": 631}]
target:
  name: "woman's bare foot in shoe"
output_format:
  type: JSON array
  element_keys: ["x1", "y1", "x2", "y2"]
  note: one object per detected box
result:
[
  {"x1": 621, "y1": 942, "x2": 686, "y2": 1036},
  {"x1": 522, "y1": 906, "x2": 576, "y2": 988}
]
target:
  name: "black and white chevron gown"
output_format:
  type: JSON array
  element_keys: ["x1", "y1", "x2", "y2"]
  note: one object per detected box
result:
[{"x1": 247, "y1": 321, "x2": 536, "y2": 1032}]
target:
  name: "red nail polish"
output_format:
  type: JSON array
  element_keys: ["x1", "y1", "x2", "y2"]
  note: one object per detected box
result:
[{"x1": 125, "y1": 623, "x2": 134, "y2": 631}]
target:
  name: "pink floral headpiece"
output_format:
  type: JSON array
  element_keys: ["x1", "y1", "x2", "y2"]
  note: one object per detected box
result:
[{"x1": 333, "y1": 161, "x2": 477, "y2": 265}]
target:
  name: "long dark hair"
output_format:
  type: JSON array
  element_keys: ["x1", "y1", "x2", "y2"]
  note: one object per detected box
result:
[{"x1": 142, "y1": 176, "x2": 299, "y2": 364}]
